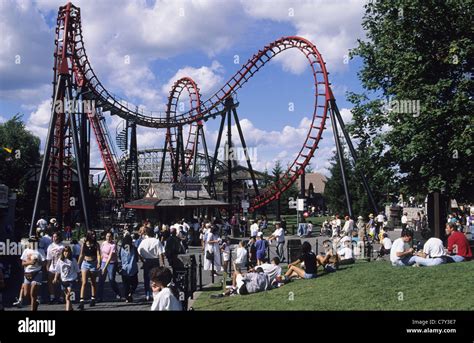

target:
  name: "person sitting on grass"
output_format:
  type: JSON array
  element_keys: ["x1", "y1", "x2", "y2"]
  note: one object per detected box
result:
[
  {"x1": 248, "y1": 257, "x2": 282, "y2": 286},
  {"x1": 214, "y1": 267, "x2": 270, "y2": 297},
  {"x1": 379, "y1": 233, "x2": 392, "y2": 258},
  {"x1": 285, "y1": 241, "x2": 317, "y2": 280},
  {"x1": 390, "y1": 229, "x2": 416, "y2": 267},
  {"x1": 316, "y1": 240, "x2": 340, "y2": 272},
  {"x1": 445, "y1": 222, "x2": 472, "y2": 262},
  {"x1": 150, "y1": 267, "x2": 182, "y2": 311},
  {"x1": 413, "y1": 236, "x2": 450, "y2": 267},
  {"x1": 337, "y1": 239, "x2": 355, "y2": 265}
]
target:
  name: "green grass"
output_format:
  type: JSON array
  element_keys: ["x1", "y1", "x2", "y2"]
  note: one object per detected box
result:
[{"x1": 193, "y1": 261, "x2": 474, "y2": 311}]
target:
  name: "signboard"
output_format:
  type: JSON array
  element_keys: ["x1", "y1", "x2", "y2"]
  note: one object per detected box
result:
[
  {"x1": 172, "y1": 176, "x2": 202, "y2": 192},
  {"x1": 241, "y1": 200, "x2": 249, "y2": 210},
  {"x1": 297, "y1": 198, "x2": 306, "y2": 212}
]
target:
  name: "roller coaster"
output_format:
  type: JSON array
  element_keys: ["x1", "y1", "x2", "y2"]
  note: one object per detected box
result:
[{"x1": 30, "y1": 2, "x2": 378, "y2": 234}]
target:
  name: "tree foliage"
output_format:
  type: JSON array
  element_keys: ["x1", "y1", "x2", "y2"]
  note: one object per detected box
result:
[{"x1": 346, "y1": 0, "x2": 473, "y2": 202}]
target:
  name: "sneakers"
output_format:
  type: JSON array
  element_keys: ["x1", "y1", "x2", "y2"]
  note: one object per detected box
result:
[
  {"x1": 78, "y1": 301, "x2": 84, "y2": 311},
  {"x1": 126, "y1": 294, "x2": 133, "y2": 303},
  {"x1": 13, "y1": 298, "x2": 23, "y2": 308},
  {"x1": 90, "y1": 298, "x2": 96, "y2": 307}
]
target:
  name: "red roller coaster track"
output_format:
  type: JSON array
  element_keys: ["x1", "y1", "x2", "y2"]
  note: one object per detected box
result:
[{"x1": 52, "y1": 2, "x2": 331, "y2": 212}]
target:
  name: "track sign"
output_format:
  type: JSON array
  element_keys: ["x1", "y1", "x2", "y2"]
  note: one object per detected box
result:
[{"x1": 297, "y1": 198, "x2": 306, "y2": 211}]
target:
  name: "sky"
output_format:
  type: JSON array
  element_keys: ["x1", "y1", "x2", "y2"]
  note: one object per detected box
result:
[{"x1": 0, "y1": 0, "x2": 369, "y2": 178}]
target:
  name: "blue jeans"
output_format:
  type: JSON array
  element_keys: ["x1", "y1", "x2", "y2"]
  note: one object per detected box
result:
[
  {"x1": 297, "y1": 223, "x2": 307, "y2": 237},
  {"x1": 413, "y1": 256, "x2": 444, "y2": 266},
  {"x1": 450, "y1": 255, "x2": 465, "y2": 263},
  {"x1": 98, "y1": 262, "x2": 120, "y2": 300},
  {"x1": 392, "y1": 255, "x2": 417, "y2": 266}
]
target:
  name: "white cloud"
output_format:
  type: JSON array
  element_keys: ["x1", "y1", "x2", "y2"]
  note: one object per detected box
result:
[
  {"x1": 0, "y1": 115, "x2": 6, "y2": 123},
  {"x1": 26, "y1": 99, "x2": 51, "y2": 144},
  {"x1": 162, "y1": 61, "x2": 225, "y2": 98},
  {"x1": 241, "y1": 0, "x2": 365, "y2": 74},
  {"x1": 0, "y1": 0, "x2": 52, "y2": 91}
]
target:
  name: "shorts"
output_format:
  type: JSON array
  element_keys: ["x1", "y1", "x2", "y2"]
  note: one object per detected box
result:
[
  {"x1": 61, "y1": 281, "x2": 76, "y2": 292},
  {"x1": 81, "y1": 260, "x2": 98, "y2": 272},
  {"x1": 23, "y1": 271, "x2": 43, "y2": 285},
  {"x1": 235, "y1": 274, "x2": 249, "y2": 295},
  {"x1": 304, "y1": 273, "x2": 317, "y2": 279},
  {"x1": 324, "y1": 265, "x2": 337, "y2": 273}
]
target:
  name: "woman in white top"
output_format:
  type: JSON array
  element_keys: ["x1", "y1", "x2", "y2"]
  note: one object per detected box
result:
[
  {"x1": 20, "y1": 237, "x2": 46, "y2": 311},
  {"x1": 204, "y1": 227, "x2": 222, "y2": 276},
  {"x1": 53, "y1": 246, "x2": 79, "y2": 311},
  {"x1": 150, "y1": 267, "x2": 182, "y2": 311}
]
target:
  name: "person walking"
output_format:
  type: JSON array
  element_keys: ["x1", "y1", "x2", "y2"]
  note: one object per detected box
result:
[
  {"x1": 97, "y1": 231, "x2": 121, "y2": 302},
  {"x1": 53, "y1": 246, "x2": 79, "y2": 311},
  {"x1": 77, "y1": 230, "x2": 101, "y2": 310},
  {"x1": 119, "y1": 234, "x2": 139, "y2": 303},
  {"x1": 137, "y1": 226, "x2": 165, "y2": 301}
]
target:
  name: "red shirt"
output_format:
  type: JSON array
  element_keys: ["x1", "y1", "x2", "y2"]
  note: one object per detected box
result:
[{"x1": 447, "y1": 231, "x2": 472, "y2": 260}]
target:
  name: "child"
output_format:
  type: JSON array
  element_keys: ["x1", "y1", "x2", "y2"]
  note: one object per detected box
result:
[
  {"x1": 150, "y1": 267, "x2": 182, "y2": 311},
  {"x1": 53, "y1": 245, "x2": 79, "y2": 311}
]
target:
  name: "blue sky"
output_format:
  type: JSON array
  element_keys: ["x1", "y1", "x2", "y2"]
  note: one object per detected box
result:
[{"x1": 0, "y1": 0, "x2": 368, "y2": 176}]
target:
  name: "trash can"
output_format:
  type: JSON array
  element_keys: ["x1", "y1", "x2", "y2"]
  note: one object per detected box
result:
[{"x1": 287, "y1": 239, "x2": 302, "y2": 263}]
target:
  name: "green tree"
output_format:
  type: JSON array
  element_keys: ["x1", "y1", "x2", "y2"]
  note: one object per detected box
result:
[
  {"x1": 348, "y1": 0, "x2": 473, "y2": 202},
  {"x1": 0, "y1": 114, "x2": 41, "y2": 188},
  {"x1": 0, "y1": 115, "x2": 41, "y2": 233}
]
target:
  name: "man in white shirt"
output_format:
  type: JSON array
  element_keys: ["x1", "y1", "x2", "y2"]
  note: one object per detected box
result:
[
  {"x1": 390, "y1": 229, "x2": 416, "y2": 266},
  {"x1": 413, "y1": 237, "x2": 447, "y2": 267},
  {"x1": 250, "y1": 257, "x2": 282, "y2": 284},
  {"x1": 250, "y1": 220, "x2": 259, "y2": 238},
  {"x1": 138, "y1": 227, "x2": 165, "y2": 301},
  {"x1": 268, "y1": 223, "x2": 285, "y2": 262}
]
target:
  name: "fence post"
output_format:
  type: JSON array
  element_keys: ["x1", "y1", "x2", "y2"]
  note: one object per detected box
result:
[
  {"x1": 286, "y1": 242, "x2": 290, "y2": 264},
  {"x1": 211, "y1": 253, "x2": 215, "y2": 284},
  {"x1": 184, "y1": 264, "x2": 189, "y2": 311},
  {"x1": 267, "y1": 241, "x2": 270, "y2": 262},
  {"x1": 198, "y1": 254, "x2": 203, "y2": 290}
]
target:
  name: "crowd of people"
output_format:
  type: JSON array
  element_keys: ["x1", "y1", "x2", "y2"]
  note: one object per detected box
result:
[{"x1": 3, "y1": 206, "x2": 473, "y2": 310}]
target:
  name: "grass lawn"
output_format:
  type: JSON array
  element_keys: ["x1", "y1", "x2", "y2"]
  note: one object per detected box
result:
[{"x1": 193, "y1": 260, "x2": 474, "y2": 311}]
